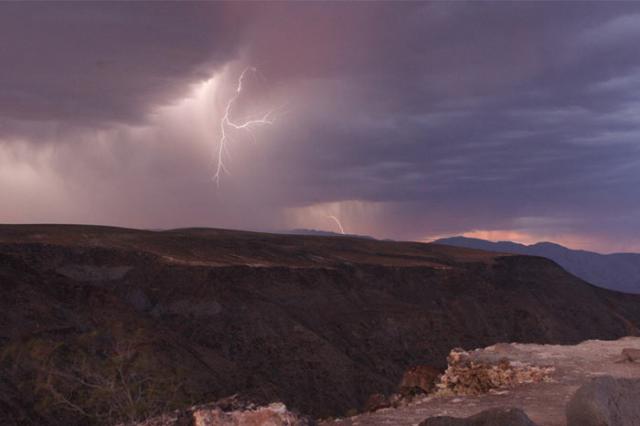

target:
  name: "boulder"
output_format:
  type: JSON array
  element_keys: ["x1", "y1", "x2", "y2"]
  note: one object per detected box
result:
[
  {"x1": 363, "y1": 393, "x2": 391, "y2": 412},
  {"x1": 566, "y1": 376, "x2": 640, "y2": 426},
  {"x1": 614, "y1": 348, "x2": 640, "y2": 363},
  {"x1": 399, "y1": 365, "x2": 441, "y2": 395},
  {"x1": 419, "y1": 407, "x2": 537, "y2": 426}
]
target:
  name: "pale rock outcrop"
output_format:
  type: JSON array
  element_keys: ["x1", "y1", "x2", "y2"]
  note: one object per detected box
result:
[
  {"x1": 614, "y1": 348, "x2": 640, "y2": 363},
  {"x1": 435, "y1": 348, "x2": 554, "y2": 396},
  {"x1": 124, "y1": 396, "x2": 312, "y2": 426},
  {"x1": 192, "y1": 402, "x2": 303, "y2": 426}
]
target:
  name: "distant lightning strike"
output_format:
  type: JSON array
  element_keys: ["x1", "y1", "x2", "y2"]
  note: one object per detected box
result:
[
  {"x1": 327, "y1": 215, "x2": 346, "y2": 235},
  {"x1": 213, "y1": 67, "x2": 275, "y2": 186}
]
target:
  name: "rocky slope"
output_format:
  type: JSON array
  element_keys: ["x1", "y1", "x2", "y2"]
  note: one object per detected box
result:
[
  {"x1": 327, "y1": 337, "x2": 640, "y2": 425},
  {"x1": 2, "y1": 225, "x2": 640, "y2": 425},
  {"x1": 436, "y1": 236, "x2": 640, "y2": 294}
]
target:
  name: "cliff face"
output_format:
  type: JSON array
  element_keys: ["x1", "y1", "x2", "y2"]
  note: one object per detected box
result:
[{"x1": 1, "y1": 225, "x2": 640, "y2": 425}]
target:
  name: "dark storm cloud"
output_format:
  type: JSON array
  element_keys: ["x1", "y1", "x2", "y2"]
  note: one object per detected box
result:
[
  {"x1": 2, "y1": 2, "x2": 640, "y2": 252},
  {"x1": 0, "y1": 2, "x2": 243, "y2": 127},
  {"x1": 244, "y1": 2, "x2": 640, "y2": 248}
]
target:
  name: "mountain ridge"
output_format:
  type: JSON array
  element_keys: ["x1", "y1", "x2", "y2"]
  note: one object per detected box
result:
[{"x1": 435, "y1": 236, "x2": 640, "y2": 294}]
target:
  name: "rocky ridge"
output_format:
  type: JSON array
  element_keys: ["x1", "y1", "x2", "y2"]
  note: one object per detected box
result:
[{"x1": 436, "y1": 236, "x2": 640, "y2": 294}]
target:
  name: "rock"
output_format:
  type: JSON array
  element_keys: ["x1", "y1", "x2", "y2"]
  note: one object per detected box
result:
[
  {"x1": 399, "y1": 365, "x2": 441, "y2": 395},
  {"x1": 614, "y1": 348, "x2": 640, "y2": 363},
  {"x1": 420, "y1": 407, "x2": 537, "y2": 426},
  {"x1": 566, "y1": 376, "x2": 640, "y2": 426},
  {"x1": 123, "y1": 396, "x2": 313, "y2": 426},
  {"x1": 192, "y1": 402, "x2": 304, "y2": 426},
  {"x1": 363, "y1": 393, "x2": 391, "y2": 412},
  {"x1": 436, "y1": 348, "x2": 554, "y2": 396}
]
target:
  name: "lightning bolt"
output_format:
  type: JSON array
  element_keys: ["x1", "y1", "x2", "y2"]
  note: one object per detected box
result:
[
  {"x1": 327, "y1": 215, "x2": 346, "y2": 235},
  {"x1": 213, "y1": 67, "x2": 275, "y2": 186}
]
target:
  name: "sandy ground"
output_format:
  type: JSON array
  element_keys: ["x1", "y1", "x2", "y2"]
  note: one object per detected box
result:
[{"x1": 325, "y1": 337, "x2": 640, "y2": 426}]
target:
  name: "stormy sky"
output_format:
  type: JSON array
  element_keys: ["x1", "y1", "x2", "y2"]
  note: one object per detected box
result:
[{"x1": 2, "y1": 2, "x2": 640, "y2": 253}]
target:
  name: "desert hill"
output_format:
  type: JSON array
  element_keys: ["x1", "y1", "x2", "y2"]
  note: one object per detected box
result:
[{"x1": 2, "y1": 224, "x2": 640, "y2": 425}]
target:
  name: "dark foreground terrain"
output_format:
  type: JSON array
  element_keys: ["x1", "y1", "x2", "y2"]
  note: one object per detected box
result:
[{"x1": 1, "y1": 225, "x2": 640, "y2": 425}]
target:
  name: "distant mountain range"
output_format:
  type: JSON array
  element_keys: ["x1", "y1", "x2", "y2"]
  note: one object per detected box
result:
[{"x1": 435, "y1": 236, "x2": 640, "y2": 294}]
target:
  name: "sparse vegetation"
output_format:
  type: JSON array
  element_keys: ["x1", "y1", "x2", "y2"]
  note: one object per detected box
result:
[{"x1": 1, "y1": 334, "x2": 189, "y2": 425}]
